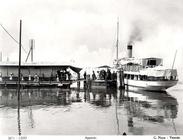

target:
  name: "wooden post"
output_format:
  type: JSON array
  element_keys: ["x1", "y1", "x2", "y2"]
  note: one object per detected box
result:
[
  {"x1": 117, "y1": 69, "x2": 125, "y2": 89},
  {"x1": 18, "y1": 20, "x2": 22, "y2": 101},
  {"x1": 77, "y1": 72, "x2": 80, "y2": 89},
  {"x1": 17, "y1": 20, "x2": 22, "y2": 136},
  {"x1": 121, "y1": 70, "x2": 125, "y2": 88},
  {"x1": 86, "y1": 75, "x2": 91, "y2": 90},
  {"x1": 17, "y1": 103, "x2": 21, "y2": 135}
]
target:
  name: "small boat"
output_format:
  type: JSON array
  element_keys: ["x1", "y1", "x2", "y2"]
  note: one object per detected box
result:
[{"x1": 88, "y1": 65, "x2": 117, "y2": 89}]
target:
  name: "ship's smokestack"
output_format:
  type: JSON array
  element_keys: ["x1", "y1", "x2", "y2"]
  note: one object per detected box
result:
[{"x1": 127, "y1": 45, "x2": 133, "y2": 58}]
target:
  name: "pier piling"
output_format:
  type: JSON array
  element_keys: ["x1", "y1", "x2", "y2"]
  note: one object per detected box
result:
[
  {"x1": 117, "y1": 69, "x2": 125, "y2": 89},
  {"x1": 77, "y1": 73, "x2": 80, "y2": 89}
]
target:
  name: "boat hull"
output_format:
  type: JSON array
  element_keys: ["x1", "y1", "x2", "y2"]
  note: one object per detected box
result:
[{"x1": 124, "y1": 79, "x2": 178, "y2": 91}]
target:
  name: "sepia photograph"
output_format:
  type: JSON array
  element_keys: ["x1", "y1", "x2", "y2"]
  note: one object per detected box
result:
[{"x1": 0, "y1": 0, "x2": 183, "y2": 139}]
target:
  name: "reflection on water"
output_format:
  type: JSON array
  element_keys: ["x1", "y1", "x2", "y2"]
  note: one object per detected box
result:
[
  {"x1": 117, "y1": 90, "x2": 178, "y2": 135},
  {"x1": 84, "y1": 89, "x2": 114, "y2": 107},
  {"x1": 0, "y1": 87, "x2": 181, "y2": 135},
  {"x1": 17, "y1": 102, "x2": 21, "y2": 136}
]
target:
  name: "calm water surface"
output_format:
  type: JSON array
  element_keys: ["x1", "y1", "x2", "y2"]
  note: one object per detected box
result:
[{"x1": 0, "y1": 83, "x2": 183, "y2": 135}]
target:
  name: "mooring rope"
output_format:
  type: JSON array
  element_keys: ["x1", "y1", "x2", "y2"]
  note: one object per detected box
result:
[{"x1": 0, "y1": 24, "x2": 27, "y2": 54}]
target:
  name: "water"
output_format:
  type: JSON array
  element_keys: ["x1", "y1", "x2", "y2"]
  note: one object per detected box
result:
[{"x1": 0, "y1": 84, "x2": 183, "y2": 135}]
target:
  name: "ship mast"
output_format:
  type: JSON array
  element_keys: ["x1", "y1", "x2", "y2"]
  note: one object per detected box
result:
[
  {"x1": 116, "y1": 18, "x2": 119, "y2": 67},
  {"x1": 18, "y1": 20, "x2": 22, "y2": 102},
  {"x1": 171, "y1": 50, "x2": 177, "y2": 69},
  {"x1": 17, "y1": 20, "x2": 22, "y2": 136}
]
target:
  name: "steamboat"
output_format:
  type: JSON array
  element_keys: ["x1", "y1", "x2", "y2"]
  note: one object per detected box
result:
[
  {"x1": 115, "y1": 44, "x2": 178, "y2": 91},
  {"x1": 114, "y1": 19, "x2": 178, "y2": 91}
]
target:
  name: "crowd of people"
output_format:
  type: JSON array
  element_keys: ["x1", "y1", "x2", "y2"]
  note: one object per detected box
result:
[
  {"x1": 0, "y1": 69, "x2": 117, "y2": 83},
  {"x1": 0, "y1": 70, "x2": 72, "y2": 82},
  {"x1": 57, "y1": 70, "x2": 71, "y2": 81},
  {"x1": 83, "y1": 69, "x2": 117, "y2": 81}
]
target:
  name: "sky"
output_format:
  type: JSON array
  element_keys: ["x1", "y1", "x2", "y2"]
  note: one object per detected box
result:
[{"x1": 0, "y1": 0, "x2": 183, "y2": 79}]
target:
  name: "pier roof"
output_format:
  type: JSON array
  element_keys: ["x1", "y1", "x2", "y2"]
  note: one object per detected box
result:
[
  {"x1": 0, "y1": 62, "x2": 82, "y2": 73},
  {"x1": 97, "y1": 65, "x2": 111, "y2": 68}
]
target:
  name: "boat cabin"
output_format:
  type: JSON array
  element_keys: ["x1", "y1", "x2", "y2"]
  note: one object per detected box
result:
[
  {"x1": 141, "y1": 58, "x2": 163, "y2": 68},
  {"x1": 119, "y1": 57, "x2": 177, "y2": 81}
]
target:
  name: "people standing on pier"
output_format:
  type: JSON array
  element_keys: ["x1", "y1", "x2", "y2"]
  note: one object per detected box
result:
[
  {"x1": 34, "y1": 74, "x2": 39, "y2": 82},
  {"x1": 104, "y1": 71, "x2": 106, "y2": 80},
  {"x1": 96, "y1": 71, "x2": 100, "y2": 79},
  {"x1": 111, "y1": 71, "x2": 117, "y2": 80},
  {"x1": 21, "y1": 73, "x2": 24, "y2": 81},
  {"x1": 56, "y1": 74, "x2": 59, "y2": 82},
  {"x1": 65, "y1": 70, "x2": 71, "y2": 81},
  {"x1": 42, "y1": 73, "x2": 45, "y2": 81},
  {"x1": 92, "y1": 71, "x2": 97, "y2": 80},
  {"x1": 84, "y1": 71, "x2": 86, "y2": 80},
  {"x1": 57, "y1": 70, "x2": 61, "y2": 81},
  {"x1": 67, "y1": 71, "x2": 71, "y2": 81},
  {"x1": 9, "y1": 73, "x2": 13, "y2": 80},
  {"x1": 0, "y1": 72, "x2": 2, "y2": 82},
  {"x1": 99, "y1": 70, "x2": 106, "y2": 80},
  {"x1": 107, "y1": 69, "x2": 112, "y2": 80},
  {"x1": 83, "y1": 71, "x2": 87, "y2": 90},
  {"x1": 28, "y1": 74, "x2": 31, "y2": 81},
  {"x1": 50, "y1": 72, "x2": 53, "y2": 82},
  {"x1": 62, "y1": 70, "x2": 66, "y2": 81}
]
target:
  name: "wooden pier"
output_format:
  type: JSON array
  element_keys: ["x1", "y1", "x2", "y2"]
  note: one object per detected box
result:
[
  {"x1": 0, "y1": 80, "x2": 73, "y2": 88},
  {"x1": 0, "y1": 62, "x2": 82, "y2": 88}
]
